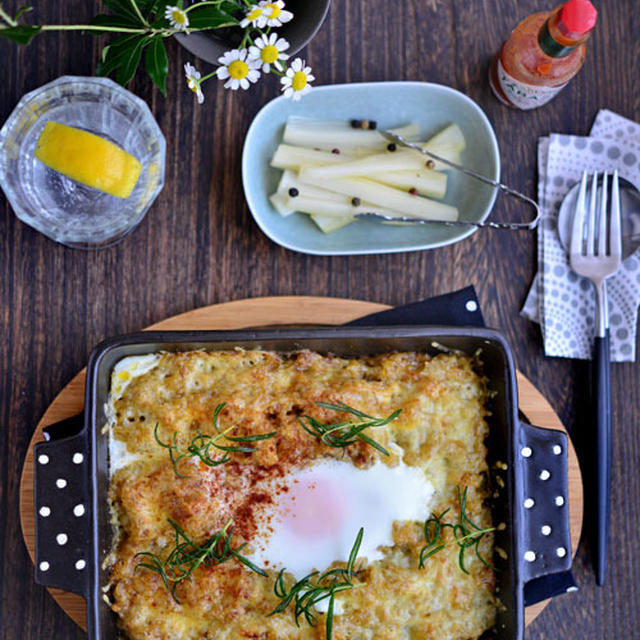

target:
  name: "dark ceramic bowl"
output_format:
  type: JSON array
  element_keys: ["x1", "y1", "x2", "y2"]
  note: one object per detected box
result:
[{"x1": 175, "y1": 0, "x2": 331, "y2": 65}]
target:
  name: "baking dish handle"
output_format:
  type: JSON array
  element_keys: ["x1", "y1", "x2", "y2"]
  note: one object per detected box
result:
[
  {"x1": 34, "y1": 415, "x2": 90, "y2": 597},
  {"x1": 517, "y1": 422, "x2": 572, "y2": 583}
]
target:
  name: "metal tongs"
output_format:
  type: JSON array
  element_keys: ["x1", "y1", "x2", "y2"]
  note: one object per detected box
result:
[{"x1": 355, "y1": 130, "x2": 541, "y2": 230}]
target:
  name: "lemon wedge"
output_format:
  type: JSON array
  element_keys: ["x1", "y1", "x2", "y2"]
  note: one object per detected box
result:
[{"x1": 34, "y1": 121, "x2": 142, "y2": 199}]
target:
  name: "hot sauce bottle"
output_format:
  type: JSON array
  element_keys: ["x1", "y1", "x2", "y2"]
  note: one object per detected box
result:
[{"x1": 489, "y1": 0, "x2": 597, "y2": 110}]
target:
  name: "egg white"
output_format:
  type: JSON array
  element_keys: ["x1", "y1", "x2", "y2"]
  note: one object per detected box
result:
[
  {"x1": 107, "y1": 354, "x2": 160, "y2": 475},
  {"x1": 248, "y1": 457, "x2": 435, "y2": 582}
]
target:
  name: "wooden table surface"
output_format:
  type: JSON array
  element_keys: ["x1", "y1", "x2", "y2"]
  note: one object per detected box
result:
[{"x1": 1, "y1": 1, "x2": 638, "y2": 638}]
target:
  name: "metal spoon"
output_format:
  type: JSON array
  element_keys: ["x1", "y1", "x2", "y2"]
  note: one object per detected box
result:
[{"x1": 558, "y1": 174, "x2": 640, "y2": 259}]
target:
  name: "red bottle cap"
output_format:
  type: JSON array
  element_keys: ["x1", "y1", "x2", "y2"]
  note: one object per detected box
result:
[{"x1": 560, "y1": 0, "x2": 598, "y2": 35}]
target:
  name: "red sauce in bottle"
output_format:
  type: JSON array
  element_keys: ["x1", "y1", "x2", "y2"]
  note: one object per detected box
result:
[{"x1": 489, "y1": 0, "x2": 597, "y2": 110}]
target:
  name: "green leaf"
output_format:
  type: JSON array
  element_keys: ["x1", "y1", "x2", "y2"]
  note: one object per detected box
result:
[
  {"x1": 89, "y1": 13, "x2": 142, "y2": 30},
  {"x1": 144, "y1": 35, "x2": 168, "y2": 95},
  {"x1": 96, "y1": 34, "x2": 141, "y2": 77},
  {"x1": 186, "y1": 6, "x2": 238, "y2": 29},
  {"x1": 14, "y1": 6, "x2": 34, "y2": 21},
  {"x1": 0, "y1": 25, "x2": 41, "y2": 44},
  {"x1": 103, "y1": 0, "x2": 144, "y2": 25},
  {"x1": 139, "y1": 0, "x2": 165, "y2": 19}
]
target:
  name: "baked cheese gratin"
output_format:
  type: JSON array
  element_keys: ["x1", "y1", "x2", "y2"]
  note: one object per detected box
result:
[{"x1": 105, "y1": 349, "x2": 497, "y2": 640}]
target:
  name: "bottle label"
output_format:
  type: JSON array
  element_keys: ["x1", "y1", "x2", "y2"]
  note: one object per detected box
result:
[{"x1": 496, "y1": 59, "x2": 567, "y2": 110}]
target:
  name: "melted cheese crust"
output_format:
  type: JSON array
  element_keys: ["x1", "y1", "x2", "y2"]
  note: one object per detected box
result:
[{"x1": 107, "y1": 349, "x2": 497, "y2": 639}]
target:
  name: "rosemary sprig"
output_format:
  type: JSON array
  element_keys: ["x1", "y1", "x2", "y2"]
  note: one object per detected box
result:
[
  {"x1": 299, "y1": 401, "x2": 401, "y2": 457},
  {"x1": 154, "y1": 402, "x2": 276, "y2": 477},
  {"x1": 269, "y1": 527, "x2": 364, "y2": 640},
  {"x1": 418, "y1": 486, "x2": 496, "y2": 574},
  {"x1": 135, "y1": 518, "x2": 267, "y2": 603}
]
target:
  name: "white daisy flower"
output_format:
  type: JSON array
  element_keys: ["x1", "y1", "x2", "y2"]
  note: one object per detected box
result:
[
  {"x1": 280, "y1": 58, "x2": 314, "y2": 101},
  {"x1": 165, "y1": 5, "x2": 189, "y2": 31},
  {"x1": 184, "y1": 63, "x2": 205, "y2": 103},
  {"x1": 240, "y1": 4, "x2": 268, "y2": 28},
  {"x1": 216, "y1": 49, "x2": 261, "y2": 91},
  {"x1": 260, "y1": 0, "x2": 294, "y2": 27},
  {"x1": 248, "y1": 33, "x2": 290, "y2": 73}
]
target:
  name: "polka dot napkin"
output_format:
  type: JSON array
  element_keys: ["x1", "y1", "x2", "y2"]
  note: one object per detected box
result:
[{"x1": 521, "y1": 109, "x2": 640, "y2": 362}]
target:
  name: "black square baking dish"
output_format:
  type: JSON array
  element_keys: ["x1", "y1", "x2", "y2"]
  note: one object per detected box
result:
[{"x1": 33, "y1": 326, "x2": 572, "y2": 639}]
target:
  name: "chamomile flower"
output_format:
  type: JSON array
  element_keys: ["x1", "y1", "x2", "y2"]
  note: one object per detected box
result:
[
  {"x1": 261, "y1": 0, "x2": 294, "y2": 27},
  {"x1": 216, "y1": 49, "x2": 261, "y2": 91},
  {"x1": 280, "y1": 58, "x2": 314, "y2": 101},
  {"x1": 240, "y1": 4, "x2": 268, "y2": 28},
  {"x1": 165, "y1": 5, "x2": 189, "y2": 31},
  {"x1": 184, "y1": 63, "x2": 204, "y2": 103},
  {"x1": 248, "y1": 33, "x2": 290, "y2": 73}
]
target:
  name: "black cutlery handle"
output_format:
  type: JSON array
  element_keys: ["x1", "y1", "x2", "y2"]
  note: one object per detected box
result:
[{"x1": 593, "y1": 333, "x2": 611, "y2": 586}]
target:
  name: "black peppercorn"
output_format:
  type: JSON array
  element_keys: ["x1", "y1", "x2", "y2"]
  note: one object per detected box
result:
[
  {"x1": 368, "y1": 120, "x2": 377, "y2": 130},
  {"x1": 350, "y1": 119, "x2": 362, "y2": 129},
  {"x1": 426, "y1": 159, "x2": 435, "y2": 169},
  {"x1": 409, "y1": 188, "x2": 418, "y2": 195},
  {"x1": 288, "y1": 187, "x2": 299, "y2": 197},
  {"x1": 331, "y1": 148, "x2": 340, "y2": 154},
  {"x1": 387, "y1": 143, "x2": 397, "y2": 152},
  {"x1": 351, "y1": 197, "x2": 362, "y2": 207}
]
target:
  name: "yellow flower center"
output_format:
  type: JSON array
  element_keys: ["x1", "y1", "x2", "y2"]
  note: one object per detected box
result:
[
  {"x1": 172, "y1": 9, "x2": 186, "y2": 24},
  {"x1": 291, "y1": 71, "x2": 307, "y2": 92},
  {"x1": 247, "y1": 8, "x2": 262, "y2": 20},
  {"x1": 261, "y1": 45, "x2": 279, "y2": 64},
  {"x1": 228, "y1": 60, "x2": 249, "y2": 80},
  {"x1": 265, "y1": 3, "x2": 281, "y2": 18}
]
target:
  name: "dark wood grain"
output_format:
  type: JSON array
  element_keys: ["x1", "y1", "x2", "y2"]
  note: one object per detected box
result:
[{"x1": 0, "y1": 1, "x2": 638, "y2": 638}]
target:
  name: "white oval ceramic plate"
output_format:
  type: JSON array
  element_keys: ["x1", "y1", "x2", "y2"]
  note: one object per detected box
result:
[{"x1": 242, "y1": 81, "x2": 500, "y2": 256}]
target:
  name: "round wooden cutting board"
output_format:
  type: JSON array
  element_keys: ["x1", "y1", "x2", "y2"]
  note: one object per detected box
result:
[{"x1": 19, "y1": 296, "x2": 584, "y2": 632}]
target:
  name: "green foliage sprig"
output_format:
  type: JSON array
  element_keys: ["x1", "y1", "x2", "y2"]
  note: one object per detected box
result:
[
  {"x1": 268, "y1": 527, "x2": 364, "y2": 640},
  {"x1": 299, "y1": 401, "x2": 401, "y2": 457},
  {"x1": 0, "y1": 1, "x2": 314, "y2": 101},
  {"x1": 135, "y1": 518, "x2": 267, "y2": 603},
  {"x1": 419, "y1": 486, "x2": 496, "y2": 574},
  {"x1": 154, "y1": 402, "x2": 276, "y2": 478}
]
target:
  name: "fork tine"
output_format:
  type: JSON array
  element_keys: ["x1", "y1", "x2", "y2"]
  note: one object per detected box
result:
[
  {"x1": 570, "y1": 170, "x2": 589, "y2": 256},
  {"x1": 598, "y1": 172, "x2": 608, "y2": 256},
  {"x1": 610, "y1": 170, "x2": 622, "y2": 258},
  {"x1": 586, "y1": 171, "x2": 598, "y2": 256}
]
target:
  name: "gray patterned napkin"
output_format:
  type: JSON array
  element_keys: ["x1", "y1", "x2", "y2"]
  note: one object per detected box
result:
[{"x1": 521, "y1": 110, "x2": 640, "y2": 362}]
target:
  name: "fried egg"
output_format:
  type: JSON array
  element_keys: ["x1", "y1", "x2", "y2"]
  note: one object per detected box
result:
[{"x1": 249, "y1": 457, "x2": 435, "y2": 581}]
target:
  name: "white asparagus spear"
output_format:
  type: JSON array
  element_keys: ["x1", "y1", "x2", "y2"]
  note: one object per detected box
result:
[
  {"x1": 368, "y1": 169, "x2": 447, "y2": 199},
  {"x1": 297, "y1": 171, "x2": 458, "y2": 221},
  {"x1": 301, "y1": 151, "x2": 430, "y2": 180}
]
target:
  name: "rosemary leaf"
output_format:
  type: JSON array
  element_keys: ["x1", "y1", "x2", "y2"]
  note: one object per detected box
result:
[
  {"x1": 418, "y1": 486, "x2": 496, "y2": 573},
  {"x1": 154, "y1": 402, "x2": 276, "y2": 476},
  {"x1": 268, "y1": 528, "x2": 364, "y2": 640},
  {"x1": 299, "y1": 401, "x2": 401, "y2": 456},
  {"x1": 135, "y1": 518, "x2": 267, "y2": 603}
]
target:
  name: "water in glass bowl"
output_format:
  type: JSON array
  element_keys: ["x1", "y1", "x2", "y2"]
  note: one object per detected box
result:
[{"x1": 0, "y1": 76, "x2": 165, "y2": 249}]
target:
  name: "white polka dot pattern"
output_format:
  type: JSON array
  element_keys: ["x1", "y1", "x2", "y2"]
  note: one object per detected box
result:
[{"x1": 521, "y1": 109, "x2": 640, "y2": 363}]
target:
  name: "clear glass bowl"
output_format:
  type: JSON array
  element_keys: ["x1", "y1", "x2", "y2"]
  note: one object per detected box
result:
[{"x1": 0, "y1": 76, "x2": 166, "y2": 249}]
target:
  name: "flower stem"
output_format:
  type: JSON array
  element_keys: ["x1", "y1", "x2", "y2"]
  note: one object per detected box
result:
[
  {"x1": 37, "y1": 24, "x2": 209, "y2": 35},
  {"x1": 0, "y1": 5, "x2": 17, "y2": 27},
  {"x1": 185, "y1": 0, "x2": 226, "y2": 13},
  {"x1": 200, "y1": 70, "x2": 218, "y2": 82},
  {"x1": 40, "y1": 24, "x2": 147, "y2": 33},
  {"x1": 128, "y1": 0, "x2": 149, "y2": 27}
]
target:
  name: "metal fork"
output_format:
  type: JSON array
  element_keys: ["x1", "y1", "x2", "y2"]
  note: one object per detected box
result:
[{"x1": 569, "y1": 169, "x2": 622, "y2": 586}]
